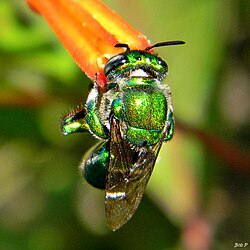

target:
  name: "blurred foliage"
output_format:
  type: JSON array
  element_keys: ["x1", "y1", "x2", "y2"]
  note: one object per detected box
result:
[{"x1": 0, "y1": 0, "x2": 250, "y2": 249}]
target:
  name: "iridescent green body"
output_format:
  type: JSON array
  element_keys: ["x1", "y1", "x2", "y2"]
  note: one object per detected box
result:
[
  {"x1": 113, "y1": 78, "x2": 170, "y2": 146},
  {"x1": 60, "y1": 42, "x2": 183, "y2": 230},
  {"x1": 82, "y1": 141, "x2": 109, "y2": 189}
]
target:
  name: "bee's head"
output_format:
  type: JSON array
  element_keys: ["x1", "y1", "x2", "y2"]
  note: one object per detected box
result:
[
  {"x1": 104, "y1": 41, "x2": 184, "y2": 82},
  {"x1": 104, "y1": 49, "x2": 168, "y2": 81}
]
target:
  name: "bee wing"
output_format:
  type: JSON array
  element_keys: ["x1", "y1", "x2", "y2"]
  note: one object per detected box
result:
[{"x1": 105, "y1": 117, "x2": 164, "y2": 230}]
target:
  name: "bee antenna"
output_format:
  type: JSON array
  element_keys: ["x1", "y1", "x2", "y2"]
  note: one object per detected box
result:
[
  {"x1": 114, "y1": 43, "x2": 130, "y2": 51},
  {"x1": 145, "y1": 40, "x2": 185, "y2": 51}
]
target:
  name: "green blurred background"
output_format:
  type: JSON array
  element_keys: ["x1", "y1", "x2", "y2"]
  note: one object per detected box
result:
[{"x1": 0, "y1": 0, "x2": 249, "y2": 249}]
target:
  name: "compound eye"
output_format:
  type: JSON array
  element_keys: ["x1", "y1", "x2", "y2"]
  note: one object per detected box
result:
[
  {"x1": 104, "y1": 54, "x2": 128, "y2": 76},
  {"x1": 157, "y1": 57, "x2": 168, "y2": 71},
  {"x1": 157, "y1": 57, "x2": 167, "y2": 67}
]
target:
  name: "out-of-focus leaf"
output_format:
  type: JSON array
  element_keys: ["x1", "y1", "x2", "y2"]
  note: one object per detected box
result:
[{"x1": 148, "y1": 130, "x2": 201, "y2": 225}]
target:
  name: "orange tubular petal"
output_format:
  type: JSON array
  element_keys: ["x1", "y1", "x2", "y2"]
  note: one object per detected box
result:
[
  {"x1": 79, "y1": 0, "x2": 150, "y2": 50},
  {"x1": 27, "y1": 0, "x2": 151, "y2": 89}
]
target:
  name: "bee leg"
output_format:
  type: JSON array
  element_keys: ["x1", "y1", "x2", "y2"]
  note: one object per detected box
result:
[
  {"x1": 164, "y1": 110, "x2": 175, "y2": 141},
  {"x1": 61, "y1": 105, "x2": 89, "y2": 135},
  {"x1": 61, "y1": 74, "x2": 109, "y2": 139},
  {"x1": 80, "y1": 141, "x2": 110, "y2": 189},
  {"x1": 84, "y1": 74, "x2": 109, "y2": 139}
]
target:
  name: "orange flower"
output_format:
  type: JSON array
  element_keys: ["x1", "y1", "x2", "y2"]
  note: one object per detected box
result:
[{"x1": 27, "y1": 0, "x2": 151, "y2": 89}]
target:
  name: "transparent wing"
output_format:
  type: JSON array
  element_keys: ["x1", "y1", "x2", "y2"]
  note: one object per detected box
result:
[{"x1": 105, "y1": 117, "x2": 165, "y2": 230}]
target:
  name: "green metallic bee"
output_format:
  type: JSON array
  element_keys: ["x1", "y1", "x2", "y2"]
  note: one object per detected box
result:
[{"x1": 61, "y1": 40, "x2": 184, "y2": 230}]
